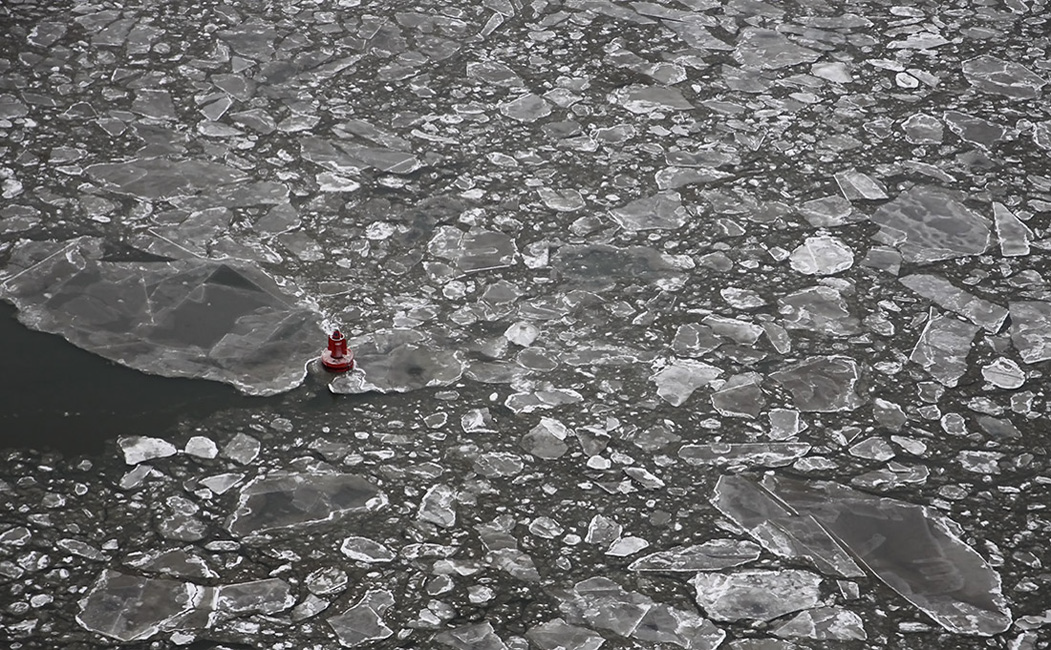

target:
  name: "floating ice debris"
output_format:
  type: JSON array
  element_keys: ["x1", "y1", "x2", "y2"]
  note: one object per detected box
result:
[
  {"x1": 554, "y1": 244, "x2": 685, "y2": 292},
  {"x1": 118, "y1": 436, "x2": 177, "y2": 465},
  {"x1": 982, "y1": 358, "x2": 1025, "y2": 389},
  {"x1": 429, "y1": 226, "x2": 518, "y2": 272},
  {"x1": 713, "y1": 474, "x2": 1012, "y2": 636},
  {"x1": 834, "y1": 169, "x2": 888, "y2": 201},
  {"x1": 770, "y1": 356, "x2": 864, "y2": 412},
  {"x1": 711, "y1": 373, "x2": 766, "y2": 418},
  {"x1": 76, "y1": 570, "x2": 202, "y2": 642},
  {"x1": 329, "y1": 330, "x2": 465, "y2": 394},
  {"x1": 702, "y1": 315, "x2": 763, "y2": 345},
  {"x1": 899, "y1": 274, "x2": 1008, "y2": 332},
  {"x1": 993, "y1": 203, "x2": 1033, "y2": 257},
  {"x1": 526, "y1": 618, "x2": 605, "y2": 650},
  {"x1": 537, "y1": 187, "x2": 585, "y2": 212},
  {"x1": 340, "y1": 536, "x2": 395, "y2": 563},
  {"x1": 499, "y1": 93, "x2": 551, "y2": 123},
  {"x1": 520, "y1": 418, "x2": 570, "y2": 459},
  {"x1": 328, "y1": 589, "x2": 395, "y2": 647},
  {"x1": 1, "y1": 238, "x2": 320, "y2": 395},
  {"x1": 435, "y1": 622, "x2": 507, "y2": 650},
  {"x1": 943, "y1": 110, "x2": 1006, "y2": 149},
  {"x1": 610, "y1": 191, "x2": 687, "y2": 231},
  {"x1": 690, "y1": 570, "x2": 822, "y2": 622},
  {"x1": 788, "y1": 236, "x2": 854, "y2": 275},
  {"x1": 611, "y1": 85, "x2": 693, "y2": 114},
  {"x1": 214, "y1": 578, "x2": 295, "y2": 618},
  {"x1": 734, "y1": 28, "x2": 820, "y2": 69},
  {"x1": 184, "y1": 436, "x2": 218, "y2": 459},
  {"x1": 773, "y1": 607, "x2": 866, "y2": 641},
  {"x1": 606, "y1": 536, "x2": 650, "y2": 557},
  {"x1": 811, "y1": 62, "x2": 853, "y2": 84},
  {"x1": 419, "y1": 484, "x2": 457, "y2": 528},
  {"x1": 902, "y1": 113, "x2": 943, "y2": 144},
  {"x1": 1009, "y1": 302, "x2": 1051, "y2": 363},
  {"x1": 798, "y1": 196, "x2": 856, "y2": 227},
  {"x1": 962, "y1": 55, "x2": 1047, "y2": 98},
  {"x1": 870, "y1": 187, "x2": 991, "y2": 263},
  {"x1": 779, "y1": 286, "x2": 860, "y2": 337},
  {"x1": 555, "y1": 577, "x2": 725, "y2": 650},
  {"x1": 680, "y1": 443, "x2": 811, "y2": 468},
  {"x1": 222, "y1": 433, "x2": 261, "y2": 465},
  {"x1": 629, "y1": 539, "x2": 761, "y2": 572},
  {"x1": 910, "y1": 312, "x2": 980, "y2": 387},
  {"x1": 226, "y1": 473, "x2": 386, "y2": 538},
  {"x1": 651, "y1": 359, "x2": 722, "y2": 406},
  {"x1": 476, "y1": 516, "x2": 541, "y2": 582}
]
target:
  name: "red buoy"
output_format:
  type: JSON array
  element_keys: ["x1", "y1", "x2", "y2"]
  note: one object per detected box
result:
[{"x1": 321, "y1": 329, "x2": 354, "y2": 372}]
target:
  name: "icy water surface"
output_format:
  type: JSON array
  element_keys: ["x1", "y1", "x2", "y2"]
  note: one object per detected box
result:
[{"x1": 2, "y1": 0, "x2": 1051, "y2": 648}]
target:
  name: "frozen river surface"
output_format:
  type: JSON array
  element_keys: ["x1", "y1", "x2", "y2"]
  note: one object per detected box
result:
[{"x1": 1, "y1": 0, "x2": 1051, "y2": 648}]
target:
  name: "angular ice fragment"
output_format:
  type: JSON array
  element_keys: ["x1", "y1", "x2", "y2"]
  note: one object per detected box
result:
[
  {"x1": 215, "y1": 578, "x2": 294, "y2": 617},
  {"x1": 734, "y1": 28, "x2": 820, "y2": 69},
  {"x1": 679, "y1": 443, "x2": 810, "y2": 468},
  {"x1": 701, "y1": 315, "x2": 763, "y2": 344},
  {"x1": 689, "y1": 570, "x2": 821, "y2": 622},
  {"x1": 773, "y1": 607, "x2": 866, "y2": 640},
  {"x1": 788, "y1": 236, "x2": 854, "y2": 275},
  {"x1": 499, "y1": 93, "x2": 552, "y2": 122},
  {"x1": 962, "y1": 55, "x2": 1047, "y2": 98},
  {"x1": 629, "y1": 539, "x2": 761, "y2": 572},
  {"x1": 811, "y1": 62, "x2": 853, "y2": 83},
  {"x1": 770, "y1": 356, "x2": 864, "y2": 412},
  {"x1": 429, "y1": 226, "x2": 517, "y2": 272},
  {"x1": 778, "y1": 286, "x2": 860, "y2": 336},
  {"x1": 611, "y1": 85, "x2": 693, "y2": 113},
  {"x1": 711, "y1": 373, "x2": 765, "y2": 418},
  {"x1": 610, "y1": 191, "x2": 687, "y2": 231},
  {"x1": 899, "y1": 274, "x2": 1008, "y2": 332},
  {"x1": 1010, "y1": 301, "x2": 1051, "y2": 363},
  {"x1": 713, "y1": 474, "x2": 1013, "y2": 636},
  {"x1": 476, "y1": 516, "x2": 541, "y2": 582},
  {"x1": 340, "y1": 536, "x2": 395, "y2": 563},
  {"x1": 651, "y1": 359, "x2": 722, "y2": 406},
  {"x1": 76, "y1": 570, "x2": 200, "y2": 642},
  {"x1": 435, "y1": 622, "x2": 508, "y2": 650},
  {"x1": 521, "y1": 418, "x2": 570, "y2": 459},
  {"x1": 537, "y1": 187, "x2": 586, "y2": 212},
  {"x1": 419, "y1": 485, "x2": 457, "y2": 528},
  {"x1": 554, "y1": 244, "x2": 684, "y2": 292},
  {"x1": 606, "y1": 536, "x2": 649, "y2": 557},
  {"x1": 981, "y1": 358, "x2": 1025, "y2": 389},
  {"x1": 526, "y1": 618, "x2": 605, "y2": 650},
  {"x1": 834, "y1": 169, "x2": 888, "y2": 201},
  {"x1": 118, "y1": 436, "x2": 177, "y2": 465},
  {"x1": 909, "y1": 312, "x2": 979, "y2": 387},
  {"x1": 226, "y1": 473, "x2": 385, "y2": 538},
  {"x1": 328, "y1": 589, "x2": 395, "y2": 647},
  {"x1": 993, "y1": 203, "x2": 1033, "y2": 257},
  {"x1": 555, "y1": 577, "x2": 724, "y2": 649},
  {"x1": 871, "y1": 187, "x2": 991, "y2": 263}
]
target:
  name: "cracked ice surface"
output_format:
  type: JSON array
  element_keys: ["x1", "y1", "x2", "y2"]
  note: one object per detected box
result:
[{"x1": 3, "y1": 0, "x2": 1051, "y2": 648}]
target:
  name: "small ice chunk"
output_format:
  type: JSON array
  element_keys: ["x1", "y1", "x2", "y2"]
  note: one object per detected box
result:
[
  {"x1": 610, "y1": 191, "x2": 687, "y2": 231},
  {"x1": 221, "y1": 433, "x2": 261, "y2": 465},
  {"x1": 521, "y1": 418, "x2": 570, "y2": 459},
  {"x1": 327, "y1": 589, "x2": 395, "y2": 647},
  {"x1": 418, "y1": 485, "x2": 457, "y2": 528},
  {"x1": 76, "y1": 570, "x2": 199, "y2": 642},
  {"x1": 870, "y1": 186, "x2": 990, "y2": 263},
  {"x1": 526, "y1": 618, "x2": 605, "y2": 650},
  {"x1": 711, "y1": 373, "x2": 766, "y2": 418},
  {"x1": 679, "y1": 443, "x2": 811, "y2": 468},
  {"x1": 690, "y1": 570, "x2": 822, "y2": 622},
  {"x1": 899, "y1": 274, "x2": 1008, "y2": 332},
  {"x1": 788, "y1": 236, "x2": 854, "y2": 275},
  {"x1": 435, "y1": 622, "x2": 508, "y2": 650},
  {"x1": 340, "y1": 536, "x2": 395, "y2": 563},
  {"x1": 981, "y1": 359, "x2": 1025, "y2": 389},
  {"x1": 183, "y1": 436, "x2": 218, "y2": 459},
  {"x1": 651, "y1": 359, "x2": 722, "y2": 406},
  {"x1": 834, "y1": 170, "x2": 888, "y2": 201},
  {"x1": 118, "y1": 437, "x2": 177, "y2": 465},
  {"x1": 962, "y1": 55, "x2": 1047, "y2": 98},
  {"x1": 1010, "y1": 301, "x2": 1051, "y2": 363},
  {"x1": 629, "y1": 539, "x2": 761, "y2": 572},
  {"x1": 500, "y1": 93, "x2": 552, "y2": 122},
  {"x1": 585, "y1": 514, "x2": 622, "y2": 547},
  {"x1": 770, "y1": 356, "x2": 864, "y2": 412},
  {"x1": 773, "y1": 607, "x2": 867, "y2": 641},
  {"x1": 606, "y1": 536, "x2": 649, "y2": 557},
  {"x1": 993, "y1": 203, "x2": 1033, "y2": 257},
  {"x1": 537, "y1": 187, "x2": 585, "y2": 212},
  {"x1": 910, "y1": 312, "x2": 980, "y2": 387},
  {"x1": 811, "y1": 62, "x2": 853, "y2": 83}
]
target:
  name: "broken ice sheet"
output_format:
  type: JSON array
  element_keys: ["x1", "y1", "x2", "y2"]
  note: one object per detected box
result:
[
  {"x1": 328, "y1": 589, "x2": 395, "y2": 647},
  {"x1": 834, "y1": 169, "x2": 888, "y2": 201},
  {"x1": 651, "y1": 359, "x2": 722, "y2": 406},
  {"x1": 910, "y1": 311, "x2": 979, "y2": 387},
  {"x1": 769, "y1": 355, "x2": 864, "y2": 412},
  {"x1": 1, "y1": 237, "x2": 321, "y2": 395},
  {"x1": 226, "y1": 473, "x2": 386, "y2": 538},
  {"x1": 712, "y1": 474, "x2": 1012, "y2": 636},
  {"x1": 679, "y1": 443, "x2": 810, "y2": 468},
  {"x1": 555, "y1": 577, "x2": 725, "y2": 650},
  {"x1": 900, "y1": 274, "x2": 1008, "y2": 332},
  {"x1": 554, "y1": 244, "x2": 687, "y2": 292},
  {"x1": 788, "y1": 236, "x2": 854, "y2": 275},
  {"x1": 773, "y1": 606, "x2": 866, "y2": 641},
  {"x1": 962, "y1": 55, "x2": 1047, "y2": 98},
  {"x1": 526, "y1": 618, "x2": 605, "y2": 650},
  {"x1": 733, "y1": 28, "x2": 820, "y2": 69},
  {"x1": 329, "y1": 329, "x2": 465, "y2": 394},
  {"x1": 690, "y1": 570, "x2": 822, "y2": 622},
  {"x1": 429, "y1": 226, "x2": 518, "y2": 272},
  {"x1": 76, "y1": 570, "x2": 199, "y2": 642},
  {"x1": 778, "y1": 285, "x2": 860, "y2": 336},
  {"x1": 629, "y1": 539, "x2": 761, "y2": 572},
  {"x1": 1009, "y1": 301, "x2": 1051, "y2": 363},
  {"x1": 609, "y1": 191, "x2": 688, "y2": 231},
  {"x1": 869, "y1": 187, "x2": 991, "y2": 263}
]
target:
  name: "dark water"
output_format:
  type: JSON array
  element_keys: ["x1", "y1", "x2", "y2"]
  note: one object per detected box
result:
[{"x1": 0, "y1": 301, "x2": 267, "y2": 454}]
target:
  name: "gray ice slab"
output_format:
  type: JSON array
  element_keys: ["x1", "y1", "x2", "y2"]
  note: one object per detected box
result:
[
  {"x1": 340, "y1": 536, "x2": 395, "y2": 563},
  {"x1": 429, "y1": 226, "x2": 517, "y2": 272},
  {"x1": 1009, "y1": 301, "x2": 1051, "y2": 363},
  {"x1": 629, "y1": 539, "x2": 761, "y2": 572},
  {"x1": 610, "y1": 191, "x2": 688, "y2": 231},
  {"x1": 555, "y1": 577, "x2": 725, "y2": 650},
  {"x1": 834, "y1": 169, "x2": 888, "y2": 201},
  {"x1": 1, "y1": 238, "x2": 321, "y2": 395},
  {"x1": 711, "y1": 373, "x2": 766, "y2": 418},
  {"x1": 651, "y1": 359, "x2": 722, "y2": 406},
  {"x1": 214, "y1": 578, "x2": 294, "y2": 618},
  {"x1": 962, "y1": 55, "x2": 1047, "y2": 98},
  {"x1": 788, "y1": 236, "x2": 854, "y2": 275},
  {"x1": 899, "y1": 274, "x2": 1008, "y2": 332},
  {"x1": 680, "y1": 443, "x2": 810, "y2": 468},
  {"x1": 77, "y1": 570, "x2": 200, "y2": 642},
  {"x1": 778, "y1": 286, "x2": 860, "y2": 336},
  {"x1": 870, "y1": 187, "x2": 991, "y2": 263},
  {"x1": 226, "y1": 473, "x2": 386, "y2": 538},
  {"x1": 476, "y1": 516, "x2": 541, "y2": 582},
  {"x1": 714, "y1": 474, "x2": 1012, "y2": 636},
  {"x1": 772, "y1": 606, "x2": 866, "y2": 641},
  {"x1": 435, "y1": 622, "x2": 508, "y2": 650},
  {"x1": 993, "y1": 203, "x2": 1033, "y2": 257},
  {"x1": 329, "y1": 330, "x2": 465, "y2": 394},
  {"x1": 769, "y1": 355, "x2": 864, "y2": 412},
  {"x1": 328, "y1": 589, "x2": 395, "y2": 647},
  {"x1": 734, "y1": 28, "x2": 820, "y2": 69},
  {"x1": 526, "y1": 618, "x2": 605, "y2": 650},
  {"x1": 689, "y1": 570, "x2": 821, "y2": 622},
  {"x1": 910, "y1": 312, "x2": 979, "y2": 387},
  {"x1": 554, "y1": 244, "x2": 686, "y2": 292}
]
